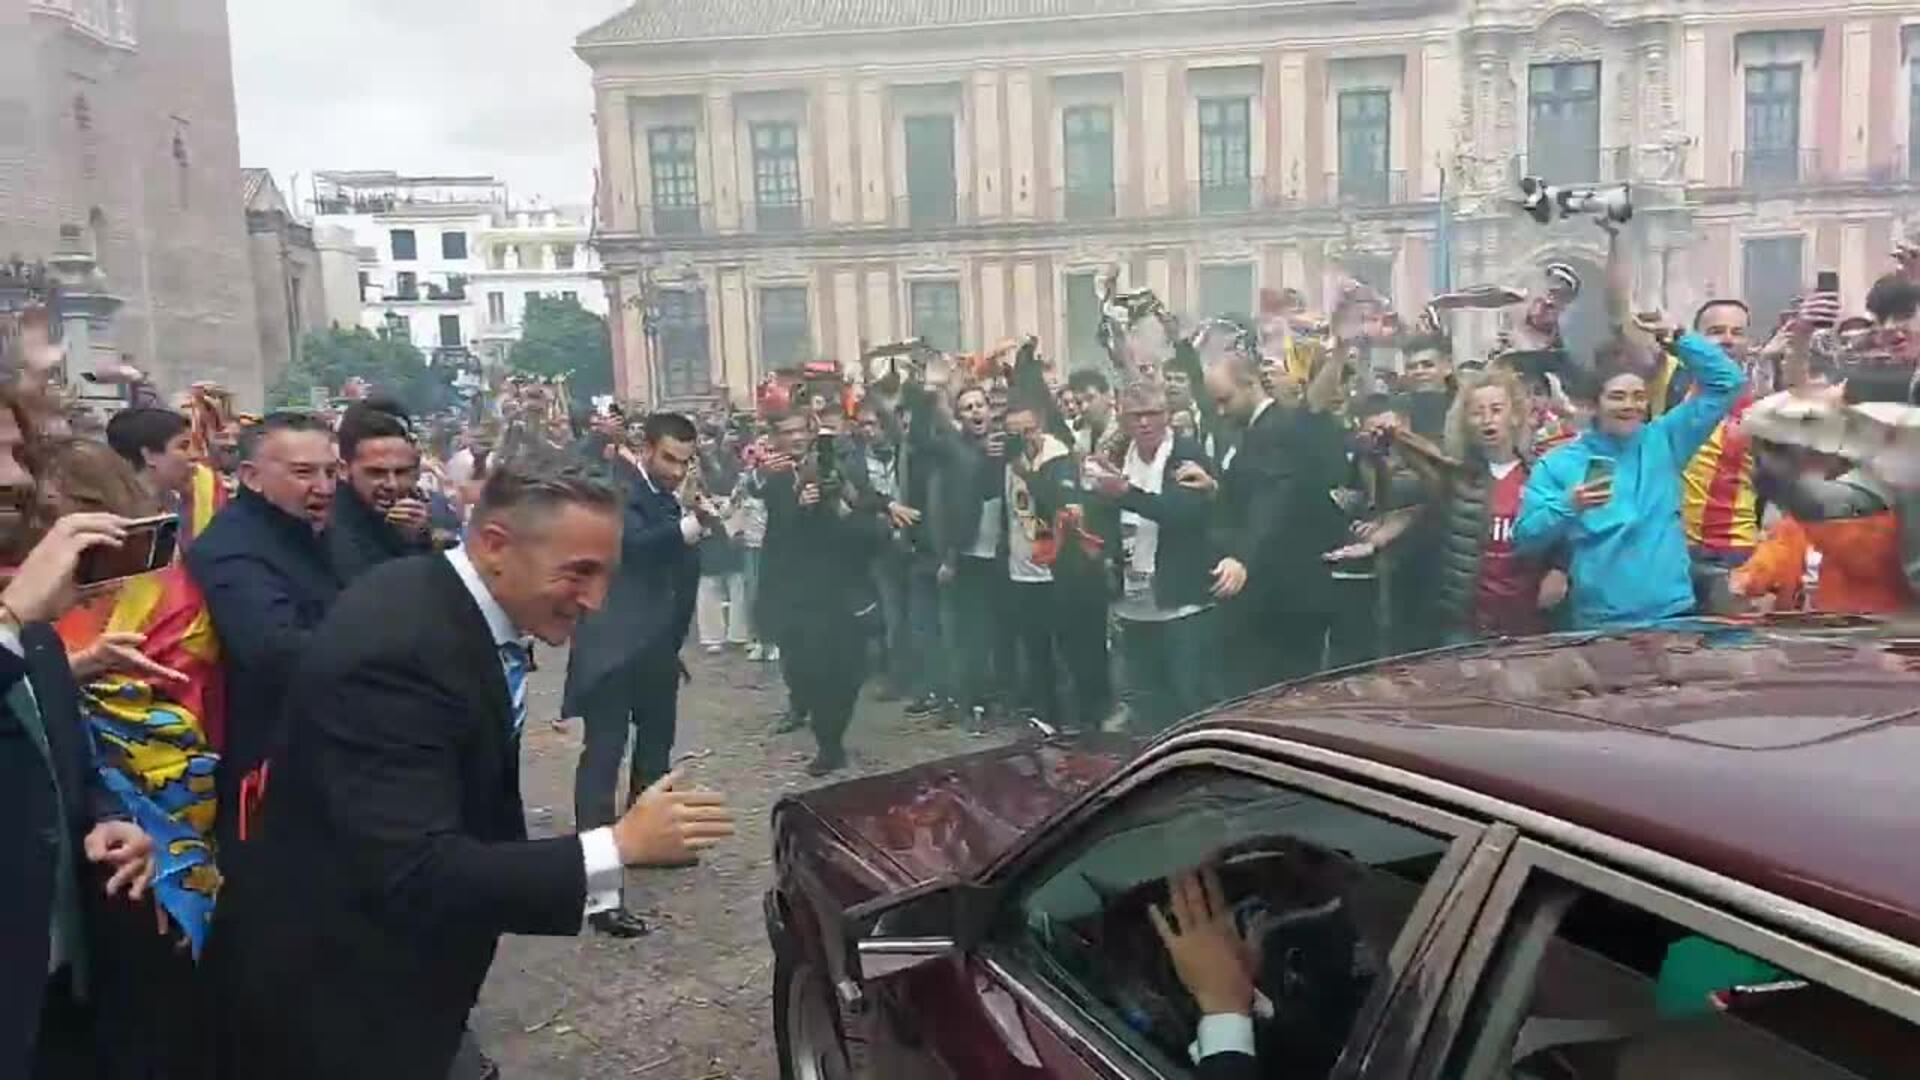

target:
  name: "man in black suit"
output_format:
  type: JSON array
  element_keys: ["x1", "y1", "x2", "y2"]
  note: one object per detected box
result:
[
  {"x1": 563, "y1": 412, "x2": 707, "y2": 937},
  {"x1": 184, "y1": 411, "x2": 341, "y2": 852},
  {"x1": 328, "y1": 397, "x2": 433, "y2": 583},
  {"x1": 1199, "y1": 335, "x2": 1350, "y2": 696},
  {"x1": 217, "y1": 459, "x2": 735, "y2": 1079},
  {"x1": 0, "y1": 388, "x2": 155, "y2": 1077}
]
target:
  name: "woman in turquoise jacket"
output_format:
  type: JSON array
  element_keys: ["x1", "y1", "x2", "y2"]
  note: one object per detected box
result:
[{"x1": 1514, "y1": 321, "x2": 1745, "y2": 628}]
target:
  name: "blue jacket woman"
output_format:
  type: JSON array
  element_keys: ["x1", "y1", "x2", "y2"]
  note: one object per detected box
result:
[{"x1": 1515, "y1": 331, "x2": 1744, "y2": 628}]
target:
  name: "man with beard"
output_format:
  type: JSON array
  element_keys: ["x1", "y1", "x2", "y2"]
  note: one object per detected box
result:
[
  {"x1": 563, "y1": 413, "x2": 706, "y2": 938},
  {"x1": 0, "y1": 389, "x2": 158, "y2": 1077},
  {"x1": 329, "y1": 398, "x2": 434, "y2": 583},
  {"x1": 1200, "y1": 333, "x2": 1350, "y2": 694},
  {"x1": 218, "y1": 461, "x2": 735, "y2": 1079},
  {"x1": 186, "y1": 412, "x2": 341, "y2": 857},
  {"x1": 1067, "y1": 369, "x2": 1114, "y2": 455}
]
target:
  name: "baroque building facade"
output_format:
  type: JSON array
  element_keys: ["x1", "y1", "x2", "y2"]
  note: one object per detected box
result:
[{"x1": 576, "y1": 0, "x2": 1920, "y2": 408}]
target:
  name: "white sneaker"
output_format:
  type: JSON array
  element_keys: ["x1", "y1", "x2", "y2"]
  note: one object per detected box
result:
[
  {"x1": 746, "y1": 642, "x2": 766, "y2": 661},
  {"x1": 764, "y1": 645, "x2": 783, "y2": 662},
  {"x1": 703, "y1": 643, "x2": 723, "y2": 656}
]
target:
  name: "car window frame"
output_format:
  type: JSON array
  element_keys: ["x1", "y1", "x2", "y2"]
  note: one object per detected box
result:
[
  {"x1": 972, "y1": 742, "x2": 1498, "y2": 1080},
  {"x1": 1415, "y1": 837, "x2": 1920, "y2": 1080}
]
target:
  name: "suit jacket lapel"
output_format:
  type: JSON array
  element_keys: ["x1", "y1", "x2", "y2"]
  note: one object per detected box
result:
[{"x1": 428, "y1": 558, "x2": 512, "y2": 749}]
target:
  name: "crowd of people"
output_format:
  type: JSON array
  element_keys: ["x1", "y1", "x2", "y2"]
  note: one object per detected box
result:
[{"x1": 4, "y1": 213, "x2": 1920, "y2": 1078}]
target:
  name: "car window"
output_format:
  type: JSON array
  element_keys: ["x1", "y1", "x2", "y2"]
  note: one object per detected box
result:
[
  {"x1": 1444, "y1": 874, "x2": 1920, "y2": 1080},
  {"x1": 1001, "y1": 766, "x2": 1454, "y2": 1077}
]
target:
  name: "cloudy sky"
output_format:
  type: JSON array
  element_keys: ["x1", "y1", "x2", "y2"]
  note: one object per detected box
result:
[{"x1": 228, "y1": 0, "x2": 631, "y2": 210}]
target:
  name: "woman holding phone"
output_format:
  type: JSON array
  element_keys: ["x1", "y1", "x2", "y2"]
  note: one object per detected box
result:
[{"x1": 1513, "y1": 314, "x2": 1746, "y2": 628}]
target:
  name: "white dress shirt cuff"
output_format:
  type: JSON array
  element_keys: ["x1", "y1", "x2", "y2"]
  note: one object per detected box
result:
[
  {"x1": 579, "y1": 827, "x2": 624, "y2": 919},
  {"x1": 679, "y1": 513, "x2": 705, "y2": 545},
  {"x1": 0, "y1": 624, "x2": 21, "y2": 658},
  {"x1": 1191, "y1": 1013, "x2": 1256, "y2": 1063}
]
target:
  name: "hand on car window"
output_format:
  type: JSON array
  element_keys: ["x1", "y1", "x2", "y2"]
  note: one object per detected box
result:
[{"x1": 1149, "y1": 867, "x2": 1256, "y2": 1016}]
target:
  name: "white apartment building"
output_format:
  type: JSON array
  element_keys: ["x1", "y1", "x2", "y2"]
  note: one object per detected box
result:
[{"x1": 312, "y1": 172, "x2": 606, "y2": 367}]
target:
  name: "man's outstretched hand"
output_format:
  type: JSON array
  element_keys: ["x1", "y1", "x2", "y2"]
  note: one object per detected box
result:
[
  {"x1": 1149, "y1": 867, "x2": 1255, "y2": 1016},
  {"x1": 611, "y1": 769, "x2": 736, "y2": 867}
]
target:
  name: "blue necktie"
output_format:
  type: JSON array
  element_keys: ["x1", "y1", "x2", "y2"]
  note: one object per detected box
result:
[{"x1": 499, "y1": 641, "x2": 530, "y2": 735}]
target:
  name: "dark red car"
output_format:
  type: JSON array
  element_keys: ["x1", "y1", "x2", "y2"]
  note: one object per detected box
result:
[{"x1": 765, "y1": 620, "x2": 1920, "y2": 1078}]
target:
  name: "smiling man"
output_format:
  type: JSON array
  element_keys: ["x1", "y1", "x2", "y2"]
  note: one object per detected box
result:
[
  {"x1": 329, "y1": 397, "x2": 433, "y2": 582},
  {"x1": 217, "y1": 457, "x2": 735, "y2": 1079}
]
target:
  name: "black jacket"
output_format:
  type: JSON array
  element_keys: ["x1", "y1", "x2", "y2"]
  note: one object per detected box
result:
[
  {"x1": 755, "y1": 469, "x2": 882, "y2": 642},
  {"x1": 1212, "y1": 403, "x2": 1350, "y2": 618},
  {"x1": 328, "y1": 483, "x2": 433, "y2": 584},
  {"x1": 1109, "y1": 434, "x2": 1219, "y2": 612},
  {"x1": 0, "y1": 623, "x2": 123, "y2": 1073},
  {"x1": 184, "y1": 487, "x2": 340, "y2": 835},
  {"x1": 217, "y1": 557, "x2": 587, "y2": 1079},
  {"x1": 562, "y1": 458, "x2": 698, "y2": 716},
  {"x1": 902, "y1": 383, "x2": 1000, "y2": 564}
]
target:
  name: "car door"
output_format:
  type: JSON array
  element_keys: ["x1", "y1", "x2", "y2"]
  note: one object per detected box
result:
[
  {"x1": 851, "y1": 743, "x2": 1508, "y2": 1080},
  {"x1": 1409, "y1": 838, "x2": 1920, "y2": 1079}
]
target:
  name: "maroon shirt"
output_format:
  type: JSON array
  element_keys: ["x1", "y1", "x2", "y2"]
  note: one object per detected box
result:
[{"x1": 1473, "y1": 462, "x2": 1548, "y2": 636}]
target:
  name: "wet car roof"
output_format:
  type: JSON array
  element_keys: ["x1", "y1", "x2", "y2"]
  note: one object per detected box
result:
[{"x1": 1203, "y1": 617, "x2": 1920, "y2": 947}]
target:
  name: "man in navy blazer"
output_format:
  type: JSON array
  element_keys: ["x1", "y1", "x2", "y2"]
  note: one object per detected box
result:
[{"x1": 562, "y1": 412, "x2": 705, "y2": 937}]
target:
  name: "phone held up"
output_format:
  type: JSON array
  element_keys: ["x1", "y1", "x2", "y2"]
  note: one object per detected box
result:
[
  {"x1": 77, "y1": 513, "x2": 181, "y2": 587},
  {"x1": 1582, "y1": 456, "x2": 1616, "y2": 506}
]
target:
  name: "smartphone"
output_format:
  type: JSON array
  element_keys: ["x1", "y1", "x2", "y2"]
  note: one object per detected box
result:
[
  {"x1": 813, "y1": 431, "x2": 838, "y2": 487},
  {"x1": 77, "y1": 513, "x2": 180, "y2": 586},
  {"x1": 1003, "y1": 431, "x2": 1027, "y2": 460},
  {"x1": 1583, "y1": 456, "x2": 1616, "y2": 501},
  {"x1": 1812, "y1": 270, "x2": 1840, "y2": 329}
]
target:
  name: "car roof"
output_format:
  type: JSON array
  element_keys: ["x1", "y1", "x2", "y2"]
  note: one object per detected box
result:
[{"x1": 1196, "y1": 617, "x2": 1920, "y2": 947}]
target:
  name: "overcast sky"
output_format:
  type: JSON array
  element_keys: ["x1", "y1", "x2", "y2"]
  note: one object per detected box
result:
[{"x1": 228, "y1": 0, "x2": 630, "y2": 211}]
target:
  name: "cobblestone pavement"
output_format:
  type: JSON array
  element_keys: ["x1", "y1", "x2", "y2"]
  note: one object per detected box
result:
[{"x1": 472, "y1": 647, "x2": 1012, "y2": 1079}]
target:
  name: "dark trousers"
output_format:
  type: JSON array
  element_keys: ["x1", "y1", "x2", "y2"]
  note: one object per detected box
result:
[
  {"x1": 573, "y1": 650, "x2": 680, "y2": 833},
  {"x1": 781, "y1": 615, "x2": 867, "y2": 756},
  {"x1": 1224, "y1": 607, "x2": 1331, "y2": 699},
  {"x1": 1690, "y1": 546, "x2": 1753, "y2": 616},
  {"x1": 1327, "y1": 576, "x2": 1382, "y2": 668},
  {"x1": 32, "y1": 971, "x2": 96, "y2": 1080},
  {"x1": 1008, "y1": 580, "x2": 1111, "y2": 730},
  {"x1": 870, "y1": 552, "x2": 910, "y2": 694},
  {"x1": 1119, "y1": 608, "x2": 1223, "y2": 733},
  {"x1": 87, "y1": 890, "x2": 211, "y2": 1080},
  {"x1": 906, "y1": 560, "x2": 945, "y2": 699},
  {"x1": 945, "y1": 556, "x2": 1010, "y2": 710}
]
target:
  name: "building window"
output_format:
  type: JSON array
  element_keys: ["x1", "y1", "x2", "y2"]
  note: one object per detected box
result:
[
  {"x1": 1198, "y1": 96, "x2": 1252, "y2": 213},
  {"x1": 1344, "y1": 255, "x2": 1394, "y2": 306},
  {"x1": 648, "y1": 125, "x2": 701, "y2": 236},
  {"x1": 1062, "y1": 105, "x2": 1116, "y2": 220},
  {"x1": 655, "y1": 289, "x2": 712, "y2": 399},
  {"x1": 390, "y1": 228, "x2": 417, "y2": 261},
  {"x1": 751, "y1": 121, "x2": 804, "y2": 232},
  {"x1": 759, "y1": 287, "x2": 812, "y2": 370},
  {"x1": 1337, "y1": 89, "x2": 1393, "y2": 204},
  {"x1": 1527, "y1": 62, "x2": 1601, "y2": 183},
  {"x1": 1743, "y1": 64, "x2": 1802, "y2": 187},
  {"x1": 357, "y1": 271, "x2": 369, "y2": 303},
  {"x1": 438, "y1": 314, "x2": 462, "y2": 348},
  {"x1": 487, "y1": 291, "x2": 506, "y2": 325},
  {"x1": 394, "y1": 271, "x2": 418, "y2": 300},
  {"x1": 1911, "y1": 59, "x2": 1920, "y2": 178},
  {"x1": 1197, "y1": 263, "x2": 1255, "y2": 319},
  {"x1": 441, "y1": 231, "x2": 468, "y2": 260},
  {"x1": 562, "y1": 290, "x2": 578, "y2": 304},
  {"x1": 1064, "y1": 272, "x2": 1104, "y2": 371},
  {"x1": 904, "y1": 114, "x2": 958, "y2": 227},
  {"x1": 1744, "y1": 236, "x2": 1803, "y2": 327},
  {"x1": 909, "y1": 280, "x2": 962, "y2": 352},
  {"x1": 389, "y1": 314, "x2": 412, "y2": 342},
  {"x1": 554, "y1": 244, "x2": 576, "y2": 270}
]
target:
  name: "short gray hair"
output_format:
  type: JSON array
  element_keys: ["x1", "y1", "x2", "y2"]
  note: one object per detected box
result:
[{"x1": 471, "y1": 455, "x2": 620, "y2": 531}]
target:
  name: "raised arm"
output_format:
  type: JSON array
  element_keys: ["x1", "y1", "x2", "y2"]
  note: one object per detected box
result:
[{"x1": 1653, "y1": 331, "x2": 1746, "y2": 462}]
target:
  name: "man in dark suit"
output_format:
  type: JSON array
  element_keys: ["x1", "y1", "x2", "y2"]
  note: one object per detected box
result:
[
  {"x1": 1200, "y1": 338, "x2": 1350, "y2": 696},
  {"x1": 0, "y1": 394, "x2": 154, "y2": 1077},
  {"x1": 184, "y1": 411, "x2": 341, "y2": 852},
  {"x1": 563, "y1": 412, "x2": 706, "y2": 937},
  {"x1": 216, "y1": 459, "x2": 735, "y2": 1079},
  {"x1": 328, "y1": 397, "x2": 433, "y2": 583}
]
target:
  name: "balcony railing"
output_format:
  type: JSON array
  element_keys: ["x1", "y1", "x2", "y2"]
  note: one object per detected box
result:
[
  {"x1": 1327, "y1": 169, "x2": 1409, "y2": 206},
  {"x1": 1735, "y1": 148, "x2": 1822, "y2": 189},
  {"x1": 746, "y1": 199, "x2": 807, "y2": 234},
  {"x1": 1509, "y1": 146, "x2": 1635, "y2": 187},
  {"x1": 1198, "y1": 179, "x2": 1254, "y2": 214},
  {"x1": 646, "y1": 203, "x2": 703, "y2": 237},
  {"x1": 1061, "y1": 184, "x2": 1118, "y2": 221},
  {"x1": 891, "y1": 190, "x2": 975, "y2": 229}
]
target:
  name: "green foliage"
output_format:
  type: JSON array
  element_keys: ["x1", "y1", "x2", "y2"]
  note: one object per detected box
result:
[
  {"x1": 270, "y1": 325, "x2": 453, "y2": 414},
  {"x1": 508, "y1": 294, "x2": 613, "y2": 407}
]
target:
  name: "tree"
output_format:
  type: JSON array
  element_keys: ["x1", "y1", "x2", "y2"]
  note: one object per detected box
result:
[
  {"x1": 508, "y1": 294, "x2": 613, "y2": 408},
  {"x1": 269, "y1": 325, "x2": 453, "y2": 415}
]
